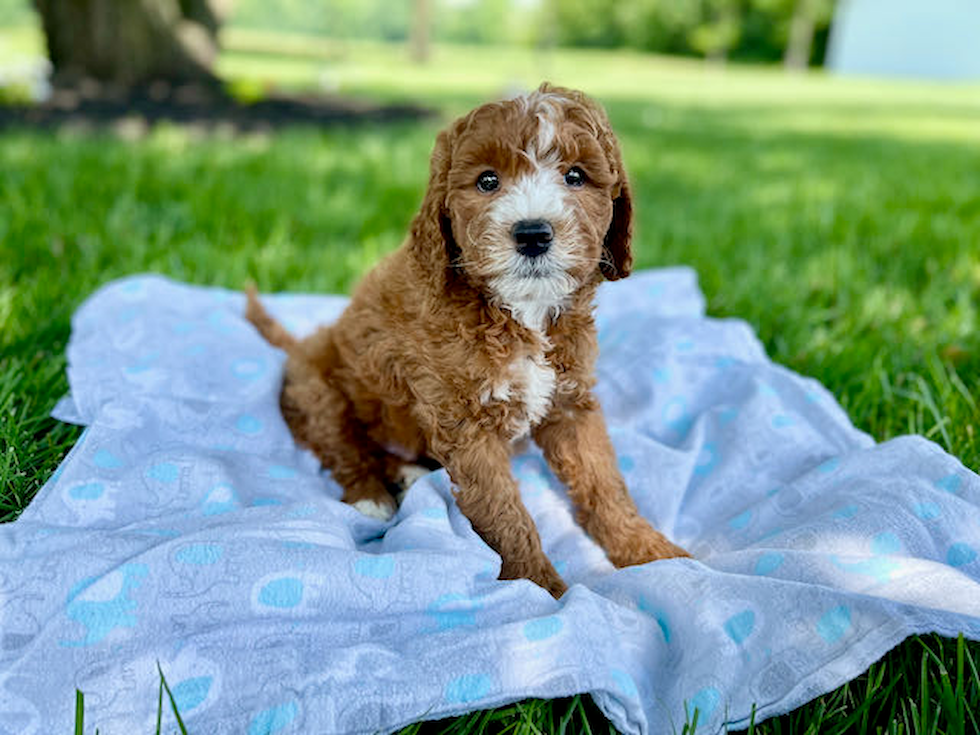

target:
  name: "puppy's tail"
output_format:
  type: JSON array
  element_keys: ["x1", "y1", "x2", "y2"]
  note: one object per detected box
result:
[{"x1": 244, "y1": 284, "x2": 299, "y2": 353}]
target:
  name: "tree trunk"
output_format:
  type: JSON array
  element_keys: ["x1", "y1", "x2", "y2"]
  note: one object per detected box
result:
[
  {"x1": 696, "y1": 0, "x2": 740, "y2": 66},
  {"x1": 783, "y1": 0, "x2": 816, "y2": 71},
  {"x1": 410, "y1": 0, "x2": 431, "y2": 64},
  {"x1": 34, "y1": 0, "x2": 230, "y2": 88}
]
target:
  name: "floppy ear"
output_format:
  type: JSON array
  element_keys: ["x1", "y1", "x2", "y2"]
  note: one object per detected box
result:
[
  {"x1": 599, "y1": 173, "x2": 633, "y2": 281},
  {"x1": 410, "y1": 126, "x2": 460, "y2": 292},
  {"x1": 555, "y1": 84, "x2": 633, "y2": 282},
  {"x1": 599, "y1": 132, "x2": 633, "y2": 282}
]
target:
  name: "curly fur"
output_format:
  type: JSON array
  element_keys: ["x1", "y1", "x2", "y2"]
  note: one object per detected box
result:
[{"x1": 246, "y1": 83, "x2": 688, "y2": 597}]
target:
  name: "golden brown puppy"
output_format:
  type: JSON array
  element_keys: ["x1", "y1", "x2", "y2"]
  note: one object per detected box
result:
[{"x1": 246, "y1": 83, "x2": 688, "y2": 597}]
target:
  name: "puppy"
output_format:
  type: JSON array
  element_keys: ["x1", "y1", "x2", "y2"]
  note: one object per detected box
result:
[{"x1": 246, "y1": 83, "x2": 688, "y2": 597}]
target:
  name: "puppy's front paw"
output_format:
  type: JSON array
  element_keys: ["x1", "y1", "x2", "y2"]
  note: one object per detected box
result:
[
  {"x1": 539, "y1": 571, "x2": 569, "y2": 599},
  {"x1": 500, "y1": 558, "x2": 569, "y2": 598},
  {"x1": 607, "y1": 525, "x2": 691, "y2": 568}
]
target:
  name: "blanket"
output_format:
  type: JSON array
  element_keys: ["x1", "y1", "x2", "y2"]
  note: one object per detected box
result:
[{"x1": 2, "y1": 269, "x2": 978, "y2": 734}]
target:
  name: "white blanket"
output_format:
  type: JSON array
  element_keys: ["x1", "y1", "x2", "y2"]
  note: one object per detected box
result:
[{"x1": 2, "y1": 269, "x2": 978, "y2": 734}]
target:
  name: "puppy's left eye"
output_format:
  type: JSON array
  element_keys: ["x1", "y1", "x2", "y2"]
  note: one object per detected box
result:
[
  {"x1": 564, "y1": 167, "x2": 586, "y2": 187},
  {"x1": 476, "y1": 170, "x2": 500, "y2": 193}
]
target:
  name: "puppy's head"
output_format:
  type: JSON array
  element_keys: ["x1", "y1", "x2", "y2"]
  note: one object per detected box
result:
[{"x1": 411, "y1": 83, "x2": 632, "y2": 330}]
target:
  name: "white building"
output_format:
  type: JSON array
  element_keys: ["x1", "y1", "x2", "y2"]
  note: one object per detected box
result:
[{"x1": 827, "y1": 0, "x2": 980, "y2": 80}]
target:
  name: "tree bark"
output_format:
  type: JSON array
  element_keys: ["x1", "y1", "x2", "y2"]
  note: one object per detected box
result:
[
  {"x1": 783, "y1": 0, "x2": 816, "y2": 71},
  {"x1": 34, "y1": 0, "x2": 230, "y2": 87},
  {"x1": 410, "y1": 0, "x2": 431, "y2": 63}
]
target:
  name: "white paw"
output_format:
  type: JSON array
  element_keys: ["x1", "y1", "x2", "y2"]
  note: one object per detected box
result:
[
  {"x1": 394, "y1": 464, "x2": 431, "y2": 504},
  {"x1": 352, "y1": 498, "x2": 395, "y2": 522}
]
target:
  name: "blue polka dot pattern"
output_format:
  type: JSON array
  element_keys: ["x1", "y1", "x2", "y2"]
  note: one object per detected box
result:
[
  {"x1": 62, "y1": 564, "x2": 148, "y2": 647},
  {"x1": 663, "y1": 396, "x2": 691, "y2": 436},
  {"x1": 772, "y1": 414, "x2": 795, "y2": 429},
  {"x1": 444, "y1": 674, "x2": 492, "y2": 704},
  {"x1": 202, "y1": 484, "x2": 237, "y2": 516},
  {"x1": 817, "y1": 457, "x2": 840, "y2": 474},
  {"x1": 694, "y1": 442, "x2": 719, "y2": 476},
  {"x1": 92, "y1": 449, "x2": 123, "y2": 469},
  {"x1": 914, "y1": 502, "x2": 941, "y2": 520},
  {"x1": 175, "y1": 544, "x2": 223, "y2": 565},
  {"x1": 724, "y1": 610, "x2": 755, "y2": 644},
  {"x1": 171, "y1": 676, "x2": 212, "y2": 712},
  {"x1": 354, "y1": 555, "x2": 395, "y2": 579},
  {"x1": 235, "y1": 415, "x2": 263, "y2": 435},
  {"x1": 146, "y1": 463, "x2": 179, "y2": 483},
  {"x1": 610, "y1": 668, "x2": 639, "y2": 698},
  {"x1": 258, "y1": 578, "x2": 304, "y2": 608},
  {"x1": 638, "y1": 598, "x2": 671, "y2": 643},
  {"x1": 248, "y1": 702, "x2": 298, "y2": 735},
  {"x1": 754, "y1": 552, "x2": 784, "y2": 576},
  {"x1": 718, "y1": 406, "x2": 739, "y2": 424},
  {"x1": 231, "y1": 358, "x2": 265, "y2": 380},
  {"x1": 935, "y1": 474, "x2": 962, "y2": 494},
  {"x1": 427, "y1": 594, "x2": 478, "y2": 631},
  {"x1": 69, "y1": 483, "x2": 104, "y2": 501},
  {"x1": 268, "y1": 464, "x2": 297, "y2": 480},
  {"x1": 871, "y1": 532, "x2": 902, "y2": 555},
  {"x1": 831, "y1": 556, "x2": 900, "y2": 584},
  {"x1": 948, "y1": 543, "x2": 977, "y2": 568},
  {"x1": 523, "y1": 616, "x2": 563, "y2": 642},
  {"x1": 728, "y1": 509, "x2": 752, "y2": 530},
  {"x1": 686, "y1": 687, "x2": 720, "y2": 722},
  {"x1": 817, "y1": 606, "x2": 851, "y2": 644}
]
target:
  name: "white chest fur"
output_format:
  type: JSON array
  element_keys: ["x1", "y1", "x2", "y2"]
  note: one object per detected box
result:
[
  {"x1": 479, "y1": 348, "x2": 557, "y2": 438},
  {"x1": 518, "y1": 353, "x2": 556, "y2": 426}
]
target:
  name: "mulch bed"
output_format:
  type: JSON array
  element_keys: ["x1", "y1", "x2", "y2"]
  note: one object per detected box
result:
[{"x1": 0, "y1": 80, "x2": 433, "y2": 133}]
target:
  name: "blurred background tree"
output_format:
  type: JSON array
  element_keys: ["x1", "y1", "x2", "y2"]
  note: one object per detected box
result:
[
  {"x1": 220, "y1": 0, "x2": 837, "y2": 67},
  {"x1": 229, "y1": 0, "x2": 411, "y2": 40},
  {"x1": 33, "y1": 0, "x2": 233, "y2": 87},
  {"x1": 688, "y1": 0, "x2": 743, "y2": 63},
  {"x1": 773, "y1": 0, "x2": 836, "y2": 70},
  {"x1": 0, "y1": 0, "x2": 840, "y2": 72}
]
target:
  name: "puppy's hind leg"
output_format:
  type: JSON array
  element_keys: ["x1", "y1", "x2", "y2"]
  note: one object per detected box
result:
[{"x1": 281, "y1": 366, "x2": 398, "y2": 521}]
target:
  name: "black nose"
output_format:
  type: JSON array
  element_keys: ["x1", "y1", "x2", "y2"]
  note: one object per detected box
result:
[{"x1": 512, "y1": 219, "x2": 553, "y2": 258}]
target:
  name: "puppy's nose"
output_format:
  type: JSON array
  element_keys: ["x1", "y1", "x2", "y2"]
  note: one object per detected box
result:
[{"x1": 512, "y1": 219, "x2": 553, "y2": 258}]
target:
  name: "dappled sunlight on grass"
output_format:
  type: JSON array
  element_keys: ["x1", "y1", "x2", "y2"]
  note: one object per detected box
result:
[{"x1": 214, "y1": 31, "x2": 980, "y2": 145}]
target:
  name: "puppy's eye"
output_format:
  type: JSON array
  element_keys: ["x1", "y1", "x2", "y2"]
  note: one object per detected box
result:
[
  {"x1": 564, "y1": 167, "x2": 586, "y2": 187},
  {"x1": 476, "y1": 170, "x2": 500, "y2": 193}
]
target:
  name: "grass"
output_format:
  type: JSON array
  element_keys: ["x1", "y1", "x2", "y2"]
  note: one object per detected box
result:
[{"x1": 2, "y1": 21, "x2": 980, "y2": 734}]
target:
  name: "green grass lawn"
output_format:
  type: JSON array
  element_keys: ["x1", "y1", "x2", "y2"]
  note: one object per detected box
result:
[{"x1": 2, "y1": 23, "x2": 980, "y2": 734}]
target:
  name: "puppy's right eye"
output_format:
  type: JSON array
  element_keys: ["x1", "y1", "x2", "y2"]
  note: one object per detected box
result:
[{"x1": 476, "y1": 170, "x2": 500, "y2": 193}]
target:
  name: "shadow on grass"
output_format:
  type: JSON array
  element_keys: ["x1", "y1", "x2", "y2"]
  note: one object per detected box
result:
[{"x1": 0, "y1": 81, "x2": 432, "y2": 134}]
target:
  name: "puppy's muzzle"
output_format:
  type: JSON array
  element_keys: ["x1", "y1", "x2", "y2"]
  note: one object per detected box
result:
[{"x1": 512, "y1": 219, "x2": 553, "y2": 258}]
